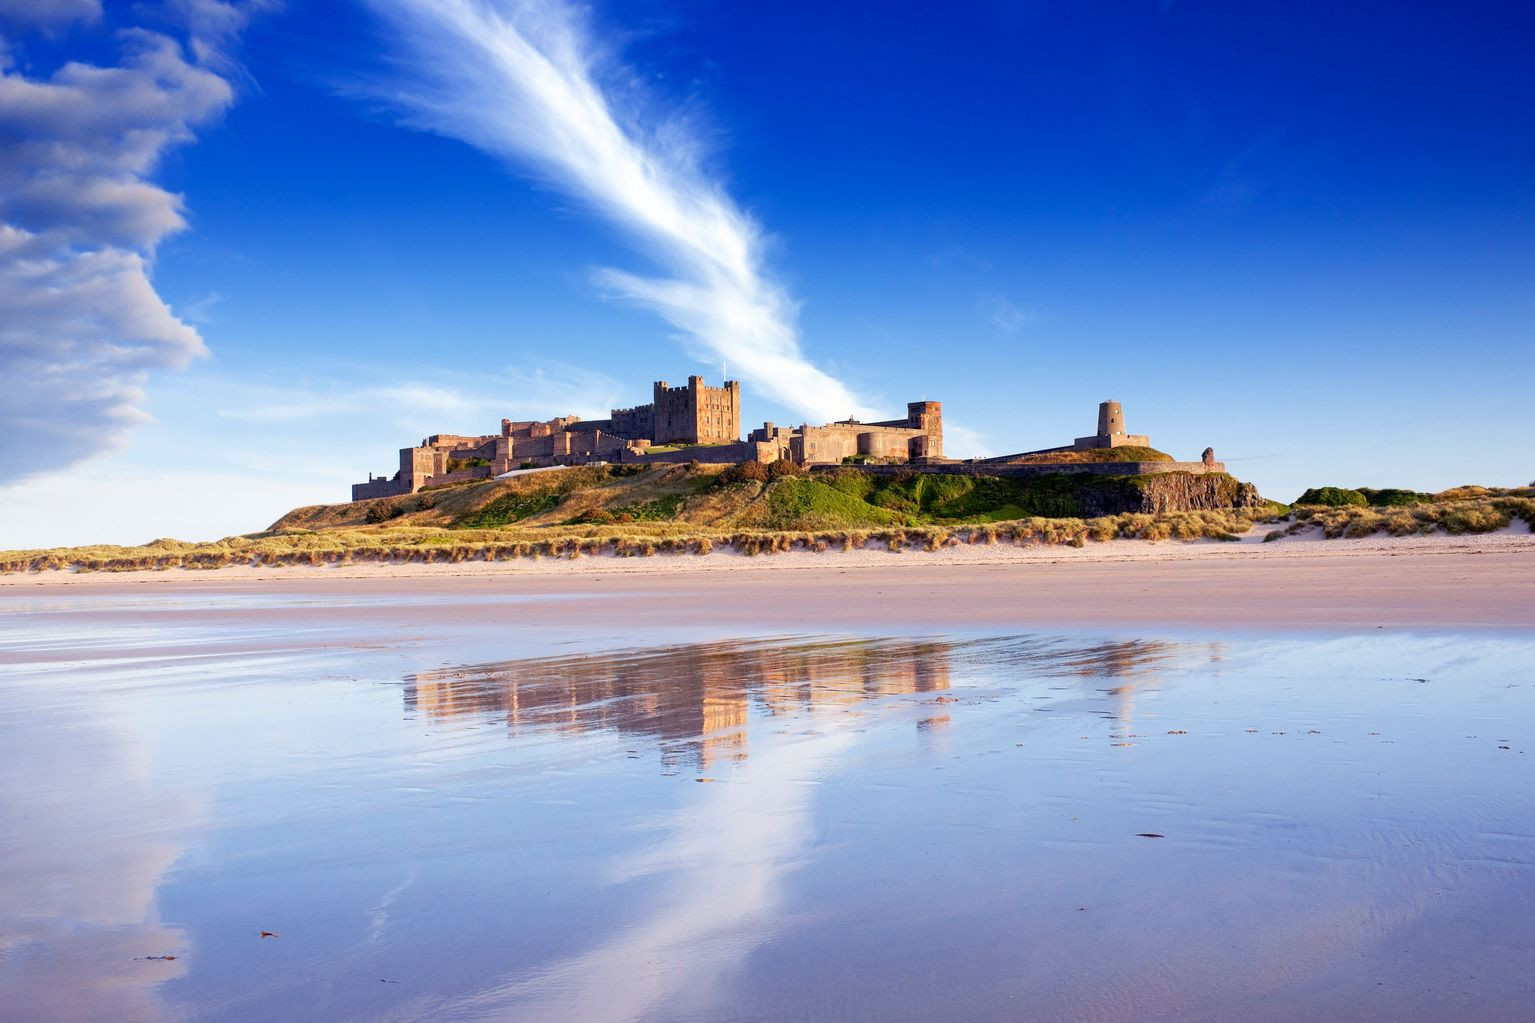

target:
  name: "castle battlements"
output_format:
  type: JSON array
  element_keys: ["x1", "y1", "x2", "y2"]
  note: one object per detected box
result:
[
  {"x1": 348, "y1": 373, "x2": 943, "y2": 502},
  {"x1": 347, "y1": 380, "x2": 1208, "y2": 505}
]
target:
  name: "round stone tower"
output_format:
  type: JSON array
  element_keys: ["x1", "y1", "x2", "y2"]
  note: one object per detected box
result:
[{"x1": 1097, "y1": 400, "x2": 1125, "y2": 437}]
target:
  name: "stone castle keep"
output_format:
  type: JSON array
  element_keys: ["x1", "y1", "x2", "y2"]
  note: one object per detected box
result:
[
  {"x1": 350, "y1": 374, "x2": 1220, "y2": 502},
  {"x1": 352, "y1": 375, "x2": 944, "y2": 500}
]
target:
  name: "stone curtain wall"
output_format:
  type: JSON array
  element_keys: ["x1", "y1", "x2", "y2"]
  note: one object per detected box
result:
[
  {"x1": 351, "y1": 477, "x2": 411, "y2": 501},
  {"x1": 851, "y1": 460, "x2": 1228, "y2": 479},
  {"x1": 609, "y1": 405, "x2": 653, "y2": 440},
  {"x1": 618, "y1": 441, "x2": 769, "y2": 465},
  {"x1": 793, "y1": 421, "x2": 939, "y2": 465}
]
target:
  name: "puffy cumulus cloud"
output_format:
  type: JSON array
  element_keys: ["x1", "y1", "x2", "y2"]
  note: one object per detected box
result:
[
  {"x1": 941, "y1": 420, "x2": 991, "y2": 459},
  {"x1": 0, "y1": 19, "x2": 239, "y2": 482},
  {"x1": 363, "y1": 0, "x2": 872, "y2": 423}
]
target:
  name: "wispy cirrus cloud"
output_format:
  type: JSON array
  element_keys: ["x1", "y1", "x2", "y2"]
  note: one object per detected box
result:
[
  {"x1": 360, "y1": 0, "x2": 869, "y2": 422},
  {"x1": 0, "y1": 3, "x2": 263, "y2": 483},
  {"x1": 214, "y1": 363, "x2": 628, "y2": 428},
  {"x1": 984, "y1": 295, "x2": 1030, "y2": 333}
]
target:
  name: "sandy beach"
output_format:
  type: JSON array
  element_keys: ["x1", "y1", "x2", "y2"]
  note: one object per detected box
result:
[{"x1": 4, "y1": 529, "x2": 1532, "y2": 632}]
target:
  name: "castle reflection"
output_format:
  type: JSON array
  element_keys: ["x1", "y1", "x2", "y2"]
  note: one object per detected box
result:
[{"x1": 404, "y1": 635, "x2": 1209, "y2": 771}]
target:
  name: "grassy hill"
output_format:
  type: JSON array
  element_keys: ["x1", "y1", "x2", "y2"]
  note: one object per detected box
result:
[
  {"x1": 999, "y1": 446, "x2": 1175, "y2": 464},
  {"x1": 6, "y1": 470, "x2": 1531, "y2": 573},
  {"x1": 272, "y1": 461, "x2": 1264, "y2": 535}
]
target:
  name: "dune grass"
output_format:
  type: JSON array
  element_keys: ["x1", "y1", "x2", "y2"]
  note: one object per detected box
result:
[
  {"x1": 0, "y1": 501, "x2": 1479, "y2": 575},
  {"x1": 8, "y1": 481, "x2": 1528, "y2": 576},
  {"x1": 1285, "y1": 492, "x2": 1534, "y2": 539},
  {"x1": 0, "y1": 507, "x2": 1269, "y2": 573}
]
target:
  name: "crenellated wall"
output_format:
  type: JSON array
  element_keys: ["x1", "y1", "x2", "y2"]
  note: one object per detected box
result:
[
  {"x1": 347, "y1": 383, "x2": 1201, "y2": 505},
  {"x1": 608, "y1": 405, "x2": 653, "y2": 440},
  {"x1": 851, "y1": 459, "x2": 1227, "y2": 478}
]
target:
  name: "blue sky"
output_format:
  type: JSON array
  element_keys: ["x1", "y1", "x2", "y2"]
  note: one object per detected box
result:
[{"x1": 1, "y1": 0, "x2": 1532, "y2": 546}]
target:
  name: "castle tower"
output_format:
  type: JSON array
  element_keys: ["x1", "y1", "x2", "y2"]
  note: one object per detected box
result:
[
  {"x1": 650, "y1": 376, "x2": 741, "y2": 445},
  {"x1": 1097, "y1": 400, "x2": 1125, "y2": 438},
  {"x1": 906, "y1": 400, "x2": 943, "y2": 457},
  {"x1": 1074, "y1": 399, "x2": 1151, "y2": 451}
]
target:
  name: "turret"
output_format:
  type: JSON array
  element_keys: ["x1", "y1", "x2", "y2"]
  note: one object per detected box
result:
[
  {"x1": 906, "y1": 401, "x2": 943, "y2": 458},
  {"x1": 1073, "y1": 399, "x2": 1151, "y2": 451},
  {"x1": 1097, "y1": 400, "x2": 1125, "y2": 437}
]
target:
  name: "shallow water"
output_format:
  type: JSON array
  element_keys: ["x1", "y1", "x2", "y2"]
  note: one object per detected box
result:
[{"x1": 2, "y1": 590, "x2": 1532, "y2": 1022}]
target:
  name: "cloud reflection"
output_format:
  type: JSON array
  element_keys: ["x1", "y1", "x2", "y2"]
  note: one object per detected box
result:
[
  {"x1": 0, "y1": 692, "x2": 198, "y2": 1020},
  {"x1": 399, "y1": 635, "x2": 1199, "y2": 1020},
  {"x1": 443, "y1": 727, "x2": 856, "y2": 1023}
]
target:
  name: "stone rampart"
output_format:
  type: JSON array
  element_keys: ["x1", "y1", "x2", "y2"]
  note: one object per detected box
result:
[
  {"x1": 351, "y1": 477, "x2": 410, "y2": 501},
  {"x1": 608, "y1": 405, "x2": 653, "y2": 440},
  {"x1": 421, "y1": 466, "x2": 494, "y2": 489},
  {"x1": 621, "y1": 441, "x2": 762, "y2": 465},
  {"x1": 839, "y1": 460, "x2": 1226, "y2": 479},
  {"x1": 425, "y1": 433, "x2": 497, "y2": 450}
]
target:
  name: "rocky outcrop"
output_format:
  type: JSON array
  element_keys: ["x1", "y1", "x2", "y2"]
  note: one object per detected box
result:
[
  {"x1": 1134, "y1": 472, "x2": 1262, "y2": 514},
  {"x1": 1076, "y1": 472, "x2": 1264, "y2": 516}
]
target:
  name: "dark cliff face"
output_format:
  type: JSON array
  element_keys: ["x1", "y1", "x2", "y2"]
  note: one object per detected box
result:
[
  {"x1": 1076, "y1": 472, "x2": 1264, "y2": 516},
  {"x1": 1133, "y1": 472, "x2": 1262, "y2": 514}
]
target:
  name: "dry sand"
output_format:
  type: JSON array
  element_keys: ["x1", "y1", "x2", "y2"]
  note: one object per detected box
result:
[{"x1": 4, "y1": 528, "x2": 1532, "y2": 631}]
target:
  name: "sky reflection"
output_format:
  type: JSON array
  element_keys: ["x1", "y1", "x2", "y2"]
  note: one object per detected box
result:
[
  {"x1": 389, "y1": 636, "x2": 1212, "y2": 1020},
  {"x1": 404, "y1": 635, "x2": 1196, "y2": 771},
  {"x1": 2, "y1": 615, "x2": 1531, "y2": 1022},
  {"x1": 0, "y1": 688, "x2": 198, "y2": 1021}
]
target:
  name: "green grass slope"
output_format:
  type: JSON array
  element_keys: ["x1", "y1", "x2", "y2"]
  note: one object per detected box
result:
[
  {"x1": 1002, "y1": 446, "x2": 1175, "y2": 464},
  {"x1": 275, "y1": 462, "x2": 1267, "y2": 536}
]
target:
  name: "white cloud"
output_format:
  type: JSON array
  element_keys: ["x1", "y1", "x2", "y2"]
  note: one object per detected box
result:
[
  {"x1": 0, "y1": 0, "x2": 101, "y2": 32},
  {"x1": 942, "y1": 420, "x2": 991, "y2": 459},
  {"x1": 179, "y1": 290, "x2": 222, "y2": 324},
  {"x1": 0, "y1": 10, "x2": 251, "y2": 484},
  {"x1": 0, "y1": 360, "x2": 634, "y2": 548},
  {"x1": 985, "y1": 295, "x2": 1030, "y2": 333},
  {"x1": 214, "y1": 364, "x2": 628, "y2": 428},
  {"x1": 170, "y1": 0, "x2": 276, "y2": 73},
  {"x1": 361, "y1": 0, "x2": 871, "y2": 422},
  {"x1": 0, "y1": 688, "x2": 197, "y2": 1019},
  {"x1": 0, "y1": 30, "x2": 233, "y2": 245},
  {"x1": 407, "y1": 722, "x2": 860, "y2": 1023}
]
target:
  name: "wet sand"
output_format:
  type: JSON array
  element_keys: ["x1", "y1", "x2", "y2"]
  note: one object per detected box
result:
[{"x1": 3, "y1": 537, "x2": 1533, "y2": 1021}]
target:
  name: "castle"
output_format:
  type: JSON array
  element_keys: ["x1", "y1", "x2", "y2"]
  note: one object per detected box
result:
[
  {"x1": 349, "y1": 373, "x2": 1228, "y2": 502},
  {"x1": 351, "y1": 375, "x2": 944, "y2": 500}
]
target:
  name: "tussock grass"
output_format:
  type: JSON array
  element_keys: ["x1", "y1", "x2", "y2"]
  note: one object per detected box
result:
[
  {"x1": 10, "y1": 493, "x2": 1530, "y2": 576},
  {"x1": 1286, "y1": 493, "x2": 1534, "y2": 540},
  {"x1": 0, "y1": 508, "x2": 1249, "y2": 573}
]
